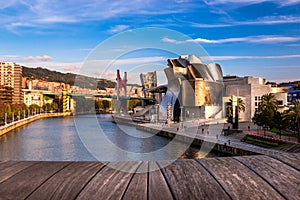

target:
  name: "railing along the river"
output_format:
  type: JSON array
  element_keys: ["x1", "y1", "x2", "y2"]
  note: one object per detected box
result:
[{"x1": 0, "y1": 112, "x2": 71, "y2": 136}]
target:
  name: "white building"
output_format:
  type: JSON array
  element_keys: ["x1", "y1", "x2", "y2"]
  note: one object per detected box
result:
[
  {"x1": 23, "y1": 89, "x2": 50, "y2": 107},
  {"x1": 223, "y1": 75, "x2": 288, "y2": 122}
]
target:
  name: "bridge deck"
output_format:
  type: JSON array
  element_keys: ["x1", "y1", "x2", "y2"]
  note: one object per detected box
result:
[{"x1": 0, "y1": 154, "x2": 299, "y2": 199}]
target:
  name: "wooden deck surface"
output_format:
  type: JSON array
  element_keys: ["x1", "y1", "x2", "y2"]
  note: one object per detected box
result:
[{"x1": 0, "y1": 154, "x2": 299, "y2": 199}]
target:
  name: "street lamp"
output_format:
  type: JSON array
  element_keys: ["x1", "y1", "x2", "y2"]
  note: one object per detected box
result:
[{"x1": 4, "y1": 113, "x2": 7, "y2": 126}]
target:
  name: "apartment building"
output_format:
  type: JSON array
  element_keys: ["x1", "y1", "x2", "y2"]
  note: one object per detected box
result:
[{"x1": 0, "y1": 62, "x2": 22, "y2": 104}]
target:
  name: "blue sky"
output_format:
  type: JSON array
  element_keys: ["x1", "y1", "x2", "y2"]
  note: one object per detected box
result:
[{"x1": 0, "y1": 0, "x2": 299, "y2": 84}]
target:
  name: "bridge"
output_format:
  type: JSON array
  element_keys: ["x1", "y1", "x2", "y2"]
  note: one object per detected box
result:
[{"x1": 41, "y1": 91, "x2": 154, "y2": 101}]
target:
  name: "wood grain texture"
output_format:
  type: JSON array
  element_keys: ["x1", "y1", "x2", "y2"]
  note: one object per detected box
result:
[
  {"x1": 26, "y1": 162, "x2": 105, "y2": 200},
  {"x1": 122, "y1": 162, "x2": 148, "y2": 200},
  {"x1": 0, "y1": 162, "x2": 69, "y2": 199},
  {"x1": 198, "y1": 157, "x2": 284, "y2": 200},
  {"x1": 0, "y1": 154, "x2": 298, "y2": 199},
  {"x1": 270, "y1": 153, "x2": 300, "y2": 171},
  {"x1": 235, "y1": 155, "x2": 300, "y2": 200},
  {"x1": 160, "y1": 159, "x2": 230, "y2": 200},
  {"x1": 0, "y1": 161, "x2": 37, "y2": 184},
  {"x1": 76, "y1": 161, "x2": 141, "y2": 200},
  {"x1": 149, "y1": 161, "x2": 173, "y2": 200}
]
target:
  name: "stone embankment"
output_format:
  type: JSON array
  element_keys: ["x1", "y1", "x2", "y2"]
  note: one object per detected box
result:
[{"x1": 0, "y1": 112, "x2": 72, "y2": 136}]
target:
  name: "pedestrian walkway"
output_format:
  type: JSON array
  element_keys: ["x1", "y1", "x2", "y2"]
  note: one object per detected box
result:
[{"x1": 139, "y1": 122, "x2": 288, "y2": 156}]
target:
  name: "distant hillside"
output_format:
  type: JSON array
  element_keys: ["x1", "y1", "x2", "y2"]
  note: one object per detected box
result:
[
  {"x1": 278, "y1": 81, "x2": 300, "y2": 90},
  {"x1": 22, "y1": 66, "x2": 116, "y2": 90}
]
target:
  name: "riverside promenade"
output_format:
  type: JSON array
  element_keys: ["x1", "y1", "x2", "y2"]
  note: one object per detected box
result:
[
  {"x1": 0, "y1": 153, "x2": 299, "y2": 199},
  {"x1": 113, "y1": 114, "x2": 294, "y2": 155},
  {"x1": 0, "y1": 112, "x2": 72, "y2": 136},
  {"x1": 137, "y1": 122, "x2": 288, "y2": 156}
]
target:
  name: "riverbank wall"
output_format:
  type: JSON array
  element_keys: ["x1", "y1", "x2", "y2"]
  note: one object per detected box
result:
[
  {"x1": 112, "y1": 114, "x2": 149, "y2": 125},
  {"x1": 136, "y1": 124, "x2": 258, "y2": 156},
  {"x1": 0, "y1": 112, "x2": 72, "y2": 136}
]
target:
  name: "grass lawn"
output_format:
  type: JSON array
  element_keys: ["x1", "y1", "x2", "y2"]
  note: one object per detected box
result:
[
  {"x1": 241, "y1": 135, "x2": 287, "y2": 148},
  {"x1": 269, "y1": 128, "x2": 298, "y2": 138}
]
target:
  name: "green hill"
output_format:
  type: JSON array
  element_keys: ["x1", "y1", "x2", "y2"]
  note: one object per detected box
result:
[{"x1": 22, "y1": 66, "x2": 116, "y2": 90}]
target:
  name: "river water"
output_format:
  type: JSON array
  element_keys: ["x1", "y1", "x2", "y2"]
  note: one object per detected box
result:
[{"x1": 0, "y1": 114, "x2": 222, "y2": 161}]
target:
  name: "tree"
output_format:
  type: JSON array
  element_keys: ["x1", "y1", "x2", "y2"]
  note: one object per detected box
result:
[
  {"x1": 226, "y1": 97, "x2": 245, "y2": 124},
  {"x1": 43, "y1": 103, "x2": 52, "y2": 112},
  {"x1": 95, "y1": 100, "x2": 111, "y2": 111},
  {"x1": 102, "y1": 100, "x2": 111, "y2": 110},
  {"x1": 274, "y1": 111, "x2": 289, "y2": 139},
  {"x1": 253, "y1": 93, "x2": 278, "y2": 131},
  {"x1": 128, "y1": 100, "x2": 141, "y2": 111},
  {"x1": 285, "y1": 99, "x2": 300, "y2": 143},
  {"x1": 95, "y1": 100, "x2": 103, "y2": 110},
  {"x1": 29, "y1": 104, "x2": 41, "y2": 115},
  {"x1": 50, "y1": 102, "x2": 58, "y2": 112},
  {"x1": 259, "y1": 93, "x2": 278, "y2": 112}
]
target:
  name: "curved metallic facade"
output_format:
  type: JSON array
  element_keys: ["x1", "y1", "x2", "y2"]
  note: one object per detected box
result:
[{"x1": 160, "y1": 55, "x2": 224, "y2": 121}]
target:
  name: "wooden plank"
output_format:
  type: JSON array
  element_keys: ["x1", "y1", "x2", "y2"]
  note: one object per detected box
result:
[
  {"x1": 122, "y1": 162, "x2": 148, "y2": 200},
  {"x1": 199, "y1": 157, "x2": 283, "y2": 200},
  {"x1": 26, "y1": 162, "x2": 105, "y2": 200},
  {"x1": 0, "y1": 162, "x2": 70, "y2": 199},
  {"x1": 159, "y1": 159, "x2": 230, "y2": 200},
  {"x1": 270, "y1": 153, "x2": 300, "y2": 171},
  {"x1": 0, "y1": 155, "x2": 298, "y2": 199},
  {"x1": 0, "y1": 161, "x2": 38, "y2": 184},
  {"x1": 148, "y1": 161, "x2": 173, "y2": 200},
  {"x1": 76, "y1": 161, "x2": 141, "y2": 200},
  {"x1": 235, "y1": 155, "x2": 300, "y2": 200}
]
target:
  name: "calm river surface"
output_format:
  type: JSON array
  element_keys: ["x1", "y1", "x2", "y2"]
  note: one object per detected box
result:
[{"x1": 0, "y1": 114, "x2": 222, "y2": 161}]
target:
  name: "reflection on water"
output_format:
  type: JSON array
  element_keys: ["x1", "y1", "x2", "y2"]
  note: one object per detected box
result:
[{"x1": 0, "y1": 114, "x2": 221, "y2": 161}]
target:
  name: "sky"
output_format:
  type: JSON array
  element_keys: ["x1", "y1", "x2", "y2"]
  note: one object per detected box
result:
[{"x1": 0, "y1": 0, "x2": 299, "y2": 84}]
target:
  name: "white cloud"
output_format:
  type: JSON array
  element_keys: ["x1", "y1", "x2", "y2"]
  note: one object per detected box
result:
[
  {"x1": 97, "y1": 70, "x2": 117, "y2": 81},
  {"x1": 6, "y1": 56, "x2": 166, "y2": 81},
  {"x1": 203, "y1": 0, "x2": 300, "y2": 6},
  {"x1": 0, "y1": 1, "x2": 18, "y2": 9},
  {"x1": 2, "y1": 0, "x2": 192, "y2": 33},
  {"x1": 191, "y1": 23, "x2": 232, "y2": 28},
  {"x1": 80, "y1": 56, "x2": 167, "y2": 82},
  {"x1": 246, "y1": 15, "x2": 300, "y2": 25},
  {"x1": 205, "y1": 54, "x2": 300, "y2": 61},
  {"x1": 249, "y1": 36, "x2": 300, "y2": 43},
  {"x1": 0, "y1": 54, "x2": 20, "y2": 61},
  {"x1": 108, "y1": 25, "x2": 130, "y2": 34},
  {"x1": 86, "y1": 56, "x2": 167, "y2": 67},
  {"x1": 36, "y1": 16, "x2": 78, "y2": 23},
  {"x1": 191, "y1": 15, "x2": 300, "y2": 28},
  {"x1": 99, "y1": 66, "x2": 168, "y2": 84},
  {"x1": 23, "y1": 55, "x2": 53, "y2": 61},
  {"x1": 163, "y1": 35, "x2": 300, "y2": 44},
  {"x1": 63, "y1": 65, "x2": 81, "y2": 71},
  {"x1": 79, "y1": 48, "x2": 94, "y2": 52},
  {"x1": 19, "y1": 61, "x2": 83, "y2": 74},
  {"x1": 161, "y1": 37, "x2": 184, "y2": 44}
]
